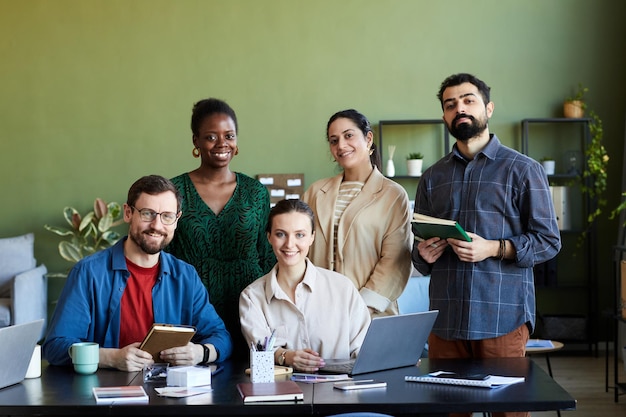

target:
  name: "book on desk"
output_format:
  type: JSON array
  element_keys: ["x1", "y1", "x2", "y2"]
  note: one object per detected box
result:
[
  {"x1": 412, "y1": 213, "x2": 472, "y2": 242},
  {"x1": 92, "y1": 386, "x2": 149, "y2": 404},
  {"x1": 237, "y1": 380, "x2": 304, "y2": 403}
]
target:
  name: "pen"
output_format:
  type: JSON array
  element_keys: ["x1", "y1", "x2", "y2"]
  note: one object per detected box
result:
[{"x1": 265, "y1": 329, "x2": 277, "y2": 351}]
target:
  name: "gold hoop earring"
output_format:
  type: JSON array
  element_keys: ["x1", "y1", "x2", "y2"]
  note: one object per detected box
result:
[
  {"x1": 192, "y1": 147, "x2": 200, "y2": 158},
  {"x1": 234, "y1": 146, "x2": 239, "y2": 156},
  {"x1": 368, "y1": 148, "x2": 374, "y2": 156}
]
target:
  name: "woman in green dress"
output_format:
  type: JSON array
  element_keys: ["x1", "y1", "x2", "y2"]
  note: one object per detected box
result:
[{"x1": 167, "y1": 98, "x2": 275, "y2": 357}]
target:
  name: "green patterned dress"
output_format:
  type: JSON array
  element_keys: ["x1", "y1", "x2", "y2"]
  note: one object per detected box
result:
[{"x1": 167, "y1": 172, "x2": 275, "y2": 356}]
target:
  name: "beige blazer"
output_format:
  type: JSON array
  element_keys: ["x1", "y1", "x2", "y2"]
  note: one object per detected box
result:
[{"x1": 303, "y1": 167, "x2": 412, "y2": 316}]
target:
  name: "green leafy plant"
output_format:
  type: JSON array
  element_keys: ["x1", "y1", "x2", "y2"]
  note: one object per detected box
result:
[
  {"x1": 565, "y1": 83, "x2": 589, "y2": 108},
  {"x1": 44, "y1": 198, "x2": 124, "y2": 268},
  {"x1": 406, "y1": 152, "x2": 424, "y2": 160},
  {"x1": 581, "y1": 109, "x2": 608, "y2": 227}
]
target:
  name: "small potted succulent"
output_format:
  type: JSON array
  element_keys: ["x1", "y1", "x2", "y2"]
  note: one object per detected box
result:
[{"x1": 406, "y1": 152, "x2": 424, "y2": 177}]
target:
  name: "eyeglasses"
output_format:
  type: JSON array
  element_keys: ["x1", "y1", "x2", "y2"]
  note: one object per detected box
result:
[{"x1": 130, "y1": 206, "x2": 180, "y2": 225}]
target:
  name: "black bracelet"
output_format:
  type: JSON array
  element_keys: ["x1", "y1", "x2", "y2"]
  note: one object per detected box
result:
[{"x1": 200, "y1": 344, "x2": 210, "y2": 365}]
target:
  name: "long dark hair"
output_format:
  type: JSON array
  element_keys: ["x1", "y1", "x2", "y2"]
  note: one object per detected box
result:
[{"x1": 326, "y1": 109, "x2": 381, "y2": 171}]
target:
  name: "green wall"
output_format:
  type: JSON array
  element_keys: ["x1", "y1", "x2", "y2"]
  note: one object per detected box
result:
[{"x1": 1, "y1": 0, "x2": 625, "y2": 335}]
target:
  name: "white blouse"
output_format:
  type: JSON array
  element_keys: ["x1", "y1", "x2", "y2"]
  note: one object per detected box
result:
[{"x1": 239, "y1": 258, "x2": 371, "y2": 359}]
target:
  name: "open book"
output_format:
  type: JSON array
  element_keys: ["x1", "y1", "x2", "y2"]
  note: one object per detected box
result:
[
  {"x1": 412, "y1": 213, "x2": 472, "y2": 242},
  {"x1": 405, "y1": 371, "x2": 524, "y2": 388},
  {"x1": 139, "y1": 324, "x2": 196, "y2": 360}
]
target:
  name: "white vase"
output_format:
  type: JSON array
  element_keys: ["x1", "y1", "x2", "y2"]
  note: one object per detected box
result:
[
  {"x1": 386, "y1": 158, "x2": 395, "y2": 177},
  {"x1": 542, "y1": 160, "x2": 556, "y2": 175},
  {"x1": 407, "y1": 159, "x2": 423, "y2": 176}
]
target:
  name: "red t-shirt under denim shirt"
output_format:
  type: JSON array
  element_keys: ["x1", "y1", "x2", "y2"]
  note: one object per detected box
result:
[{"x1": 118, "y1": 258, "x2": 158, "y2": 349}]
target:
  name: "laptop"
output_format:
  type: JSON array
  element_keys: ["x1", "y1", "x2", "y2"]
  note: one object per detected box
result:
[
  {"x1": 320, "y1": 310, "x2": 438, "y2": 375},
  {"x1": 0, "y1": 319, "x2": 44, "y2": 390}
]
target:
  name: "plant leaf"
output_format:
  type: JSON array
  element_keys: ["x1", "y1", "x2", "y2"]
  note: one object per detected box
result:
[
  {"x1": 102, "y1": 230, "x2": 122, "y2": 245},
  {"x1": 108, "y1": 202, "x2": 122, "y2": 220},
  {"x1": 79, "y1": 212, "x2": 95, "y2": 232},
  {"x1": 98, "y1": 212, "x2": 113, "y2": 233},
  {"x1": 44, "y1": 224, "x2": 74, "y2": 237},
  {"x1": 59, "y1": 241, "x2": 82, "y2": 263},
  {"x1": 63, "y1": 207, "x2": 80, "y2": 228},
  {"x1": 94, "y1": 198, "x2": 107, "y2": 219}
]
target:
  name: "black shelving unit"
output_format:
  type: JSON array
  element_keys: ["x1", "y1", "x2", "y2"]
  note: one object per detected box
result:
[
  {"x1": 378, "y1": 119, "x2": 450, "y2": 179},
  {"x1": 521, "y1": 118, "x2": 597, "y2": 353},
  {"x1": 610, "y1": 246, "x2": 626, "y2": 402}
]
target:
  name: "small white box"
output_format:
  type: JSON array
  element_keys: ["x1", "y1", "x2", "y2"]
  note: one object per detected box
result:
[
  {"x1": 287, "y1": 178, "x2": 302, "y2": 187},
  {"x1": 270, "y1": 189, "x2": 285, "y2": 197},
  {"x1": 250, "y1": 350, "x2": 274, "y2": 383},
  {"x1": 166, "y1": 366, "x2": 211, "y2": 387},
  {"x1": 259, "y1": 177, "x2": 274, "y2": 185}
]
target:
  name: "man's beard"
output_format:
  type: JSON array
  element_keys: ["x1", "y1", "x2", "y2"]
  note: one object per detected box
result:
[
  {"x1": 129, "y1": 229, "x2": 171, "y2": 255},
  {"x1": 447, "y1": 114, "x2": 488, "y2": 142}
]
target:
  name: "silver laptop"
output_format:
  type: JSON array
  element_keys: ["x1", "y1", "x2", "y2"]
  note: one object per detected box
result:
[
  {"x1": 320, "y1": 310, "x2": 438, "y2": 375},
  {"x1": 0, "y1": 319, "x2": 44, "y2": 390}
]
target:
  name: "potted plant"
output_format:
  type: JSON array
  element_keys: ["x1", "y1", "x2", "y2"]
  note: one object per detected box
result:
[
  {"x1": 540, "y1": 157, "x2": 556, "y2": 175},
  {"x1": 44, "y1": 198, "x2": 124, "y2": 276},
  {"x1": 563, "y1": 83, "x2": 588, "y2": 118},
  {"x1": 406, "y1": 152, "x2": 424, "y2": 176},
  {"x1": 581, "y1": 109, "x2": 608, "y2": 227}
]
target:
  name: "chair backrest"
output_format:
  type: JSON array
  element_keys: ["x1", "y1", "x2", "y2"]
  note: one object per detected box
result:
[
  {"x1": 397, "y1": 276, "x2": 430, "y2": 314},
  {"x1": 0, "y1": 233, "x2": 36, "y2": 295}
]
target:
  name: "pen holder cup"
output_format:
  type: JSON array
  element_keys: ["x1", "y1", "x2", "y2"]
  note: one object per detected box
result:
[{"x1": 250, "y1": 350, "x2": 274, "y2": 383}]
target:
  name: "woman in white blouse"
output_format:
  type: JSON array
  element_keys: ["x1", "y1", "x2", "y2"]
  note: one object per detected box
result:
[{"x1": 239, "y1": 199, "x2": 371, "y2": 372}]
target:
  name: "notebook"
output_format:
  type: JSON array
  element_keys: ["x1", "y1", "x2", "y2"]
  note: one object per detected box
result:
[
  {"x1": 0, "y1": 319, "x2": 44, "y2": 390},
  {"x1": 320, "y1": 310, "x2": 438, "y2": 375},
  {"x1": 405, "y1": 372, "x2": 525, "y2": 388}
]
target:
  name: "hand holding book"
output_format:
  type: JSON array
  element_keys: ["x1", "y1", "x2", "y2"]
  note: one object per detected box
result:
[
  {"x1": 412, "y1": 213, "x2": 472, "y2": 242},
  {"x1": 139, "y1": 324, "x2": 196, "y2": 361}
]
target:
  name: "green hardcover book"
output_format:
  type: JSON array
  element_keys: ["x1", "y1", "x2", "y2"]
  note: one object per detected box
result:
[{"x1": 412, "y1": 213, "x2": 472, "y2": 242}]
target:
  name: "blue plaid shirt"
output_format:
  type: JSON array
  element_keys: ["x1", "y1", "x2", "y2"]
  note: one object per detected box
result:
[{"x1": 412, "y1": 135, "x2": 561, "y2": 340}]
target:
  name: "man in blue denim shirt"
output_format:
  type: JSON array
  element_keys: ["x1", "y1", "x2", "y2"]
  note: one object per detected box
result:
[
  {"x1": 413, "y1": 74, "x2": 560, "y2": 417},
  {"x1": 44, "y1": 175, "x2": 232, "y2": 371}
]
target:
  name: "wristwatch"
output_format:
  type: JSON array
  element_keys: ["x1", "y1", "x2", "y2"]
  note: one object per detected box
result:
[
  {"x1": 199, "y1": 344, "x2": 210, "y2": 365},
  {"x1": 278, "y1": 349, "x2": 288, "y2": 366}
]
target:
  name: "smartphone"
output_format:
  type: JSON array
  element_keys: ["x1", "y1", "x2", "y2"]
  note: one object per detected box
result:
[{"x1": 333, "y1": 380, "x2": 387, "y2": 390}]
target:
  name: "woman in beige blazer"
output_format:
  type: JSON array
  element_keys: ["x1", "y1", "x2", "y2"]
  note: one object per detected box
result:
[{"x1": 303, "y1": 109, "x2": 412, "y2": 317}]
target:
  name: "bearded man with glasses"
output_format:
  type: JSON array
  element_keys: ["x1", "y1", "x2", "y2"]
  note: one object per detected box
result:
[{"x1": 43, "y1": 175, "x2": 232, "y2": 371}]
